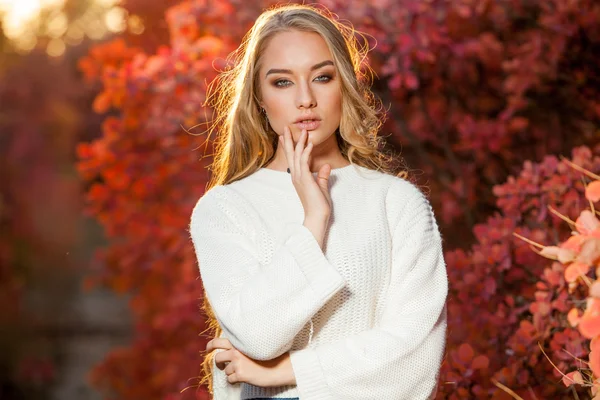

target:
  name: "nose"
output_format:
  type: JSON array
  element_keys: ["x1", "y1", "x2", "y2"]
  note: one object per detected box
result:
[{"x1": 295, "y1": 80, "x2": 316, "y2": 109}]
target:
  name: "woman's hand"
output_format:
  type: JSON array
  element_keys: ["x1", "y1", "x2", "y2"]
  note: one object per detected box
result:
[
  {"x1": 280, "y1": 125, "x2": 332, "y2": 222},
  {"x1": 206, "y1": 338, "x2": 296, "y2": 387}
]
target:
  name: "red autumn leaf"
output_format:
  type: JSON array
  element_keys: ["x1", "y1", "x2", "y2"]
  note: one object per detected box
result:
[
  {"x1": 508, "y1": 117, "x2": 529, "y2": 132},
  {"x1": 457, "y1": 343, "x2": 474, "y2": 363},
  {"x1": 543, "y1": 267, "x2": 562, "y2": 287},
  {"x1": 471, "y1": 354, "x2": 490, "y2": 370},
  {"x1": 404, "y1": 73, "x2": 419, "y2": 90},
  {"x1": 562, "y1": 370, "x2": 584, "y2": 387}
]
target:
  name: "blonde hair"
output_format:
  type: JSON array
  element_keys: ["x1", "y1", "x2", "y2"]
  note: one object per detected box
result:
[{"x1": 196, "y1": 3, "x2": 407, "y2": 394}]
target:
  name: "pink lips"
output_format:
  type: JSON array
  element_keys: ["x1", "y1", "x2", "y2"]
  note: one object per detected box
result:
[{"x1": 295, "y1": 119, "x2": 321, "y2": 130}]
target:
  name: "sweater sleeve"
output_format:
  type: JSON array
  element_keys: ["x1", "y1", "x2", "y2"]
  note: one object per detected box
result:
[
  {"x1": 288, "y1": 187, "x2": 448, "y2": 400},
  {"x1": 189, "y1": 185, "x2": 346, "y2": 360}
]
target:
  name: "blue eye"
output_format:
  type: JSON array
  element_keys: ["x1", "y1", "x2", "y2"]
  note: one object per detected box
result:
[
  {"x1": 273, "y1": 75, "x2": 333, "y2": 88},
  {"x1": 315, "y1": 75, "x2": 332, "y2": 82},
  {"x1": 274, "y1": 79, "x2": 292, "y2": 88}
]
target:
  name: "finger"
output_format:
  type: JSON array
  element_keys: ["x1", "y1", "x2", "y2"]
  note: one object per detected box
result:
[
  {"x1": 227, "y1": 372, "x2": 239, "y2": 384},
  {"x1": 207, "y1": 338, "x2": 233, "y2": 351},
  {"x1": 282, "y1": 126, "x2": 295, "y2": 172},
  {"x1": 294, "y1": 129, "x2": 307, "y2": 175},
  {"x1": 300, "y1": 140, "x2": 313, "y2": 175},
  {"x1": 316, "y1": 164, "x2": 331, "y2": 186},
  {"x1": 214, "y1": 349, "x2": 232, "y2": 370},
  {"x1": 224, "y1": 362, "x2": 235, "y2": 376}
]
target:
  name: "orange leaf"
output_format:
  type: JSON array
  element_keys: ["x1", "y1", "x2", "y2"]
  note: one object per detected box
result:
[
  {"x1": 576, "y1": 210, "x2": 600, "y2": 235},
  {"x1": 578, "y1": 237, "x2": 600, "y2": 265},
  {"x1": 579, "y1": 298, "x2": 600, "y2": 339},
  {"x1": 592, "y1": 281, "x2": 600, "y2": 298},
  {"x1": 568, "y1": 308, "x2": 581, "y2": 327},
  {"x1": 564, "y1": 262, "x2": 590, "y2": 283},
  {"x1": 591, "y1": 349, "x2": 600, "y2": 378},
  {"x1": 560, "y1": 234, "x2": 586, "y2": 252},
  {"x1": 587, "y1": 181, "x2": 600, "y2": 202},
  {"x1": 591, "y1": 335, "x2": 600, "y2": 353},
  {"x1": 92, "y1": 91, "x2": 112, "y2": 114}
]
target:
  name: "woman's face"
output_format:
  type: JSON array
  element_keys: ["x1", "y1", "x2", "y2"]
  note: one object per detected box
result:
[{"x1": 258, "y1": 30, "x2": 342, "y2": 148}]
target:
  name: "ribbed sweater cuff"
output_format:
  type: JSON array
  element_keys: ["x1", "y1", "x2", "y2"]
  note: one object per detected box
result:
[
  {"x1": 283, "y1": 223, "x2": 345, "y2": 298},
  {"x1": 289, "y1": 348, "x2": 332, "y2": 399}
]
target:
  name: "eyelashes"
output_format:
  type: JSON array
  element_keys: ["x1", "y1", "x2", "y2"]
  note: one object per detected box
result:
[{"x1": 272, "y1": 74, "x2": 333, "y2": 88}]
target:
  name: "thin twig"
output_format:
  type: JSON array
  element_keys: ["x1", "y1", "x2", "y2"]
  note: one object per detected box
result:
[
  {"x1": 512, "y1": 232, "x2": 546, "y2": 249},
  {"x1": 561, "y1": 156, "x2": 600, "y2": 180},
  {"x1": 571, "y1": 384, "x2": 581, "y2": 400},
  {"x1": 548, "y1": 205, "x2": 578, "y2": 228},
  {"x1": 582, "y1": 177, "x2": 596, "y2": 216},
  {"x1": 561, "y1": 348, "x2": 591, "y2": 368},
  {"x1": 538, "y1": 342, "x2": 593, "y2": 388},
  {"x1": 491, "y1": 378, "x2": 525, "y2": 400},
  {"x1": 527, "y1": 386, "x2": 539, "y2": 400}
]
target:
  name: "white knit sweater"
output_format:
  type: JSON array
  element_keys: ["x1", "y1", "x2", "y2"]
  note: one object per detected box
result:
[{"x1": 189, "y1": 163, "x2": 448, "y2": 400}]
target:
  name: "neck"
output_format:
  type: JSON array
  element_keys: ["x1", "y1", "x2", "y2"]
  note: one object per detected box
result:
[{"x1": 265, "y1": 133, "x2": 349, "y2": 173}]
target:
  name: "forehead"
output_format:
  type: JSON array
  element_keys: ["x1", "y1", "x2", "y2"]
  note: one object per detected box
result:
[{"x1": 260, "y1": 30, "x2": 333, "y2": 72}]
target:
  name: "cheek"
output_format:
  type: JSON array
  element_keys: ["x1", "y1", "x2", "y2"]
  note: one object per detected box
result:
[
  {"x1": 262, "y1": 91, "x2": 292, "y2": 122},
  {"x1": 320, "y1": 82, "x2": 341, "y2": 108},
  {"x1": 324, "y1": 89, "x2": 342, "y2": 121}
]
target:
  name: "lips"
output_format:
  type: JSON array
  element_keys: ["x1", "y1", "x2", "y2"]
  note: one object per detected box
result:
[{"x1": 295, "y1": 119, "x2": 321, "y2": 131}]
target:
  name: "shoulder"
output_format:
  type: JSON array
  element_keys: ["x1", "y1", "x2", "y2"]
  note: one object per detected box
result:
[
  {"x1": 190, "y1": 185, "x2": 239, "y2": 229},
  {"x1": 192, "y1": 184, "x2": 253, "y2": 214},
  {"x1": 350, "y1": 165, "x2": 426, "y2": 202},
  {"x1": 383, "y1": 175, "x2": 434, "y2": 230},
  {"x1": 191, "y1": 185, "x2": 229, "y2": 217},
  {"x1": 190, "y1": 184, "x2": 258, "y2": 235}
]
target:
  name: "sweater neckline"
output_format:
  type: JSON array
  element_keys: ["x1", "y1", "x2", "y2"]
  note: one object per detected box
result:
[{"x1": 256, "y1": 163, "x2": 359, "y2": 180}]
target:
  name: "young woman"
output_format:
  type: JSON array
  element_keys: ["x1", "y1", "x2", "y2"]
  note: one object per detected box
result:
[{"x1": 189, "y1": 4, "x2": 448, "y2": 400}]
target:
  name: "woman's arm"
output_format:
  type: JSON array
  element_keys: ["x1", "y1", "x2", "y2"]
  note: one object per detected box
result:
[
  {"x1": 207, "y1": 339, "x2": 297, "y2": 387},
  {"x1": 287, "y1": 188, "x2": 448, "y2": 400},
  {"x1": 190, "y1": 186, "x2": 346, "y2": 360},
  {"x1": 271, "y1": 352, "x2": 297, "y2": 386}
]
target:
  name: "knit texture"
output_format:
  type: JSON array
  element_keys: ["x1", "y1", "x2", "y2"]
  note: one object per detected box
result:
[{"x1": 189, "y1": 164, "x2": 448, "y2": 400}]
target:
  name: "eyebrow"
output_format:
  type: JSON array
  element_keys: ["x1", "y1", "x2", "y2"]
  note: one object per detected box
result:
[{"x1": 265, "y1": 60, "x2": 334, "y2": 77}]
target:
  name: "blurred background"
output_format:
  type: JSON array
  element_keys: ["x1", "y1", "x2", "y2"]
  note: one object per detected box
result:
[{"x1": 2, "y1": 0, "x2": 600, "y2": 399}]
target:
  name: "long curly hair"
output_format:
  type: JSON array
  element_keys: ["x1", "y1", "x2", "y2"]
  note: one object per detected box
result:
[{"x1": 197, "y1": 3, "x2": 407, "y2": 395}]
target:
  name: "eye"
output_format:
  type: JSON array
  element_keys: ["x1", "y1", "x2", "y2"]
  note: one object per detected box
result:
[
  {"x1": 272, "y1": 74, "x2": 333, "y2": 88},
  {"x1": 273, "y1": 79, "x2": 292, "y2": 88},
  {"x1": 315, "y1": 74, "x2": 332, "y2": 82}
]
